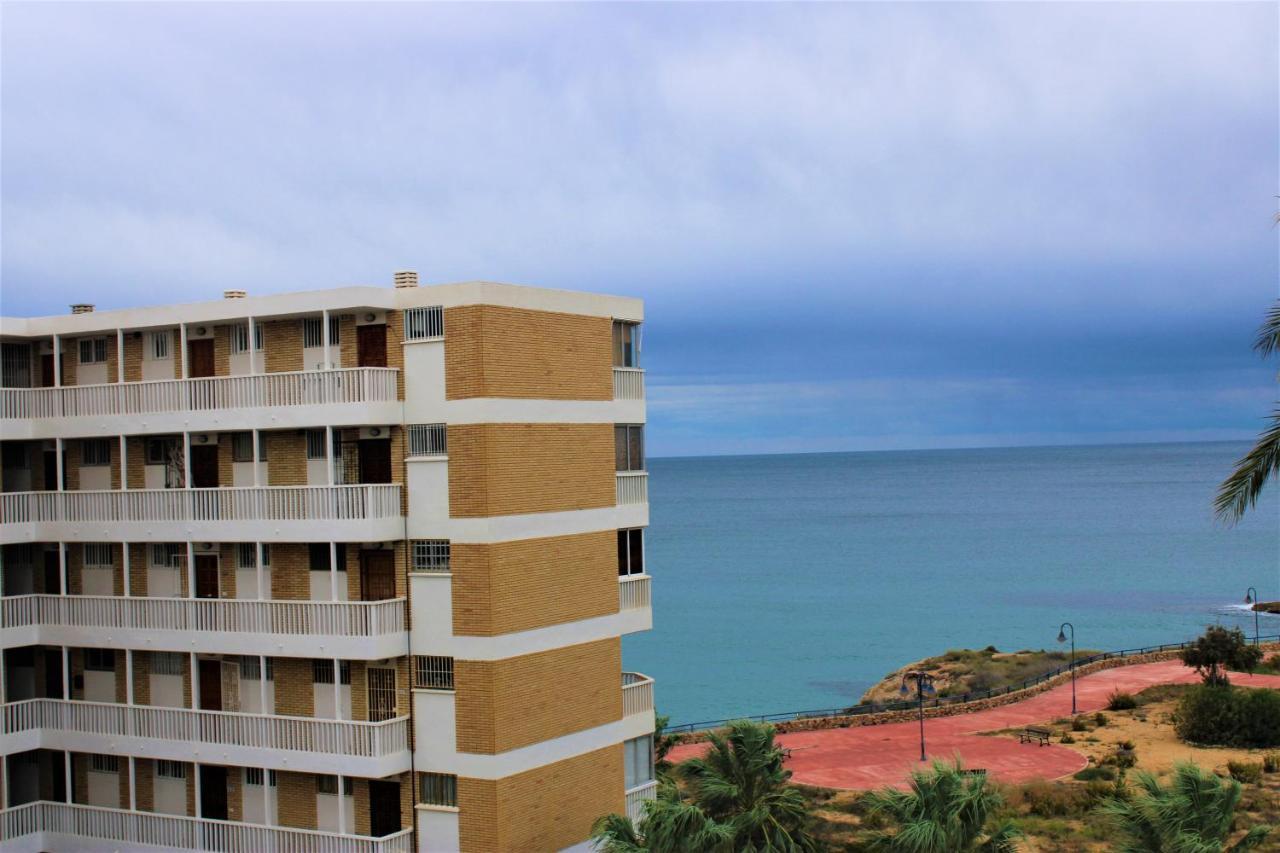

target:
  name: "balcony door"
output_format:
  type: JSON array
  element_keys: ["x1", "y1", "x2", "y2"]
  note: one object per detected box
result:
[
  {"x1": 368, "y1": 779, "x2": 400, "y2": 837},
  {"x1": 198, "y1": 659, "x2": 223, "y2": 710},
  {"x1": 360, "y1": 550, "x2": 395, "y2": 601},
  {"x1": 199, "y1": 765, "x2": 228, "y2": 820},
  {"x1": 187, "y1": 339, "x2": 215, "y2": 378},
  {"x1": 357, "y1": 439, "x2": 391, "y2": 484},
  {"x1": 356, "y1": 324, "x2": 387, "y2": 367},
  {"x1": 194, "y1": 554, "x2": 220, "y2": 600},
  {"x1": 190, "y1": 445, "x2": 219, "y2": 489},
  {"x1": 43, "y1": 549, "x2": 61, "y2": 594}
]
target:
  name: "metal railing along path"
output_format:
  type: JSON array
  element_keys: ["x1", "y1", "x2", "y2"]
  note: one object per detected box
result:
[{"x1": 665, "y1": 633, "x2": 1280, "y2": 733}]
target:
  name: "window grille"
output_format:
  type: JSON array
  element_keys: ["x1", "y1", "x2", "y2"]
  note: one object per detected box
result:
[
  {"x1": 404, "y1": 306, "x2": 444, "y2": 340},
  {"x1": 89, "y1": 755, "x2": 120, "y2": 773},
  {"x1": 152, "y1": 652, "x2": 185, "y2": 676},
  {"x1": 245, "y1": 768, "x2": 277, "y2": 786},
  {"x1": 308, "y1": 543, "x2": 346, "y2": 572},
  {"x1": 156, "y1": 760, "x2": 186, "y2": 779},
  {"x1": 368, "y1": 667, "x2": 397, "y2": 722},
  {"x1": 617, "y1": 529, "x2": 644, "y2": 576},
  {"x1": 85, "y1": 649, "x2": 115, "y2": 671},
  {"x1": 410, "y1": 540, "x2": 450, "y2": 573},
  {"x1": 149, "y1": 331, "x2": 171, "y2": 361},
  {"x1": 312, "y1": 660, "x2": 351, "y2": 685},
  {"x1": 305, "y1": 429, "x2": 327, "y2": 460},
  {"x1": 151, "y1": 544, "x2": 183, "y2": 568},
  {"x1": 303, "y1": 317, "x2": 340, "y2": 348},
  {"x1": 615, "y1": 425, "x2": 645, "y2": 471},
  {"x1": 230, "y1": 432, "x2": 265, "y2": 462},
  {"x1": 230, "y1": 323, "x2": 263, "y2": 354},
  {"x1": 317, "y1": 776, "x2": 353, "y2": 796},
  {"x1": 145, "y1": 437, "x2": 178, "y2": 465},
  {"x1": 407, "y1": 424, "x2": 447, "y2": 457},
  {"x1": 414, "y1": 656, "x2": 454, "y2": 690},
  {"x1": 1, "y1": 342, "x2": 32, "y2": 388},
  {"x1": 419, "y1": 773, "x2": 458, "y2": 807},
  {"x1": 84, "y1": 543, "x2": 113, "y2": 568},
  {"x1": 79, "y1": 338, "x2": 108, "y2": 365},
  {"x1": 240, "y1": 657, "x2": 261, "y2": 680},
  {"x1": 612, "y1": 321, "x2": 641, "y2": 368},
  {"x1": 81, "y1": 438, "x2": 111, "y2": 466}
]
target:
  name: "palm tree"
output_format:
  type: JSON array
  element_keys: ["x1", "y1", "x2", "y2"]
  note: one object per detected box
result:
[
  {"x1": 592, "y1": 792, "x2": 734, "y2": 853},
  {"x1": 1215, "y1": 299, "x2": 1280, "y2": 525},
  {"x1": 1098, "y1": 762, "x2": 1271, "y2": 852},
  {"x1": 678, "y1": 719, "x2": 820, "y2": 852},
  {"x1": 862, "y1": 758, "x2": 1021, "y2": 852}
]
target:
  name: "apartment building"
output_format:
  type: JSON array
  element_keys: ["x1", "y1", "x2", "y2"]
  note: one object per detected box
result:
[{"x1": 0, "y1": 274, "x2": 655, "y2": 852}]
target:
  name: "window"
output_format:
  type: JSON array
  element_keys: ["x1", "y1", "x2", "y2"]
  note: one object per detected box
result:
[
  {"x1": 303, "y1": 317, "x2": 340, "y2": 348},
  {"x1": 230, "y1": 323, "x2": 264, "y2": 354},
  {"x1": 617, "y1": 529, "x2": 644, "y2": 576},
  {"x1": 245, "y1": 768, "x2": 277, "y2": 786},
  {"x1": 411, "y1": 540, "x2": 450, "y2": 573},
  {"x1": 84, "y1": 543, "x2": 113, "y2": 568},
  {"x1": 150, "y1": 544, "x2": 183, "y2": 568},
  {"x1": 624, "y1": 735, "x2": 655, "y2": 790},
  {"x1": 85, "y1": 649, "x2": 115, "y2": 671},
  {"x1": 413, "y1": 656, "x2": 454, "y2": 690},
  {"x1": 149, "y1": 331, "x2": 171, "y2": 361},
  {"x1": 231, "y1": 433, "x2": 266, "y2": 463},
  {"x1": 612, "y1": 321, "x2": 641, "y2": 368},
  {"x1": 81, "y1": 438, "x2": 111, "y2": 467},
  {"x1": 311, "y1": 660, "x2": 351, "y2": 685},
  {"x1": 156, "y1": 760, "x2": 187, "y2": 779},
  {"x1": 615, "y1": 425, "x2": 645, "y2": 471},
  {"x1": 78, "y1": 338, "x2": 108, "y2": 365},
  {"x1": 404, "y1": 306, "x2": 444, "y2": 340},
  {"x1": 89, "y1": 755, "x2": 120, "y2": 773},
  {"x1": 419, "y1": 773, "x2": 458, "y2": 807},
  {"x1": 145, "y1": 437, "x2": 178, "y2": 465},
  {"x1": 308, "y1": 543, "x2": 346, "y2": 572},
  {"x1": 317, "y1": 776, "x2": 353, "y2": 796},
  {"x1": 240, "y1": 657, "x2": 261, "y2": 680},
  {"x1": 407, "y1": 424, "x2": 447, "y2": 457},
  {"x1": 305, "y1": 429, "x2": 327, "y2": 460},
  {"x1": 236, "y1": 543, "x2": 270, "y2": 568},
  {"x1": 152, "y1": 652, "x2": 185, "y2": 676}
]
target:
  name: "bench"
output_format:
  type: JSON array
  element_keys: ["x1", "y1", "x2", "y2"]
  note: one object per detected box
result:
[{"x1": 1019, "y1": 727, "x2": 1052, "y2": 746}]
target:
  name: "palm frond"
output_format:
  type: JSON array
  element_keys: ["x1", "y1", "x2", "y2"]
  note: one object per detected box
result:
[
  {"x1": 1214, "y1": 410, "x2": 1280, "y2": 525},
  {"x1": 1252, "y1": 299, "x2": 1280, "y2": 358}
]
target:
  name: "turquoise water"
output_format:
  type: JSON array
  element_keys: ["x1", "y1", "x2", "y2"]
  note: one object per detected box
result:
[{"x1": 622, "y1": 441, "x2": 1280, "y2": 726}]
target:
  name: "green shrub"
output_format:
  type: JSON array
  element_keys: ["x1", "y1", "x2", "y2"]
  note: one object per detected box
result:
[
  {"x1": 1073, "y1": 765, "x2": 1116, "y2": 782},
  {"x1": 1107, "y1": 691, "x2": 1138, "y2": 711},
  {"x1": 1227, "y1": 760, "x2": 1263, "y2": 785},
  {"x1": 1059, "y1": 733, "x2": 1075, "y2": 744},
  {"x1": 1019, "y1": 780, "x2": 1088, "y2": 817},
  {"x1": 1094, "y1": 712, "x2": 1109, "y2": 727},
  {"x1": 1263, "y1": 753, "x2": 1280, "y2": 773},
  {"x1": 1175, "y1": 685, "x2": 1280, "y2": 748},
  {"x1": 1071, "y1": 717, "x2": 1089, "y2": 732}
]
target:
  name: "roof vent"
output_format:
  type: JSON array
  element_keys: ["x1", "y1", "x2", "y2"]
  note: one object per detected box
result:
[
  {"x1": 70, "y1": 304, "x2": 95, "y2": 314},
  {"x1": 394, "y1": 270, "x2": 419, "y2": 289},
  {"x1": 223, "y1": 289, "x2": 247, "y2": 299}
]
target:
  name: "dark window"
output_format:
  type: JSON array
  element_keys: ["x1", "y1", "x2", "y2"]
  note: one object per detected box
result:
[
  {"x1": 615, "y1": 425, "x2": 645, "y2": 471},
  {"x1": 612, "y1": 321, "x2": 640, "y2": 368},
  {"x1": 231, "y1": 433, "x2": 266, "y2": 463},
  {"x1": 419, "y1": 773, "x2": 457, "y2": 807},
  {"x1": 78, "y1": 338, "x2": 108, "y2": 365},
  {"x1": 617, "y1": 529, "x2": 644, "y2": 576},
  {"x1": 311, "y1": 660, "x2": 351, "y2": 685},
  {"x1": 145, "y1": 437, "x2": 178, "y2": 465},
  {"x1": 85, "y1": 649, "x2": 115, "y2": 671},
  {"x1": 309, "y1": 543, "x2": 347, "y2": 572},
  {"x1": 81, "y1": 439, "x2": 111, "y2": 467}
]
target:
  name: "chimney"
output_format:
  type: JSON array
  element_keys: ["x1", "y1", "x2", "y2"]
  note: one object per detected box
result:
[
  {"x1": 393, "y1": 270, "x2": 419, "y2": 289},
  {"x1": 70, "y1": 304, "x2": 95, "y2": 314},
  {"x1": 223, "y1": 289, "x2": 247, "y2": 299}
]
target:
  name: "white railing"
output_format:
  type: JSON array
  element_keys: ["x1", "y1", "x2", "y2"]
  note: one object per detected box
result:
[
  {"x1": 3, "y1": 699, "x2": 409, "y2": 759},
  {"x1": 0, "y1": 367, "x2": 400, "y2": 420},
  {"x1": 1, "y1": 595, "x2": 407, "y2": 638},
  {"x1": 0, "y1": 484, "x2": 402, "y2": 525},
  {"x1": 625, "y1": 781, "x2": 659, "y2": 823},
  {"x1": 616, "y1": 471, "x2": 648, "y2": 505},
  {"x1": 613, "y1": 367, "x2": 645, "y2": 400},
  {"x1": 0, "y1": 801, "x2": 414, "y2": 852},
  {"x1": 622, "y1": 671, "x2": 655, "y2": 716},
  {"x1": 619, "y1": 575, "x2": 651, "y2": 610}
]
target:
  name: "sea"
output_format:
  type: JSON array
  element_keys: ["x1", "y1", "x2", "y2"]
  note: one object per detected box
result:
[{"x1": 621, "y1": 441, "x2": 1280, "y2": 727}]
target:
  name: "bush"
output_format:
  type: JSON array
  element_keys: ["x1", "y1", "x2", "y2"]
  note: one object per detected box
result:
[
  {"x1": 1107, "y1": 691, "x2": 1138, "y2": 711},
  {"x1": 1175, "y1": 685, "x2": 1280, "y2": 748},
  {"x1": 1180, "y1": 626, "x2": 1263, "y2": 686},
  {"x1": 1227, "y1": 760, "x2": 1263, "y2": 785},
  {"x1": 1059, "y1": 733, "x2": 1075, "y2": 744},
  {"x1": 1263, "y1": 753, "x2": 1280, "y2": 774},
  {"x1": 1094, "y1": 712, "x2": 1109, "y2": 727},
  {"x1": 1019, "y1": 780, "x2": 1088, "y2": 817},
  {"x1": 1071, "y1": 717, "x2": 1090, "y2": 732},
  {"x1": 1073, "y1": 766, "x2": 1116, "y2": 782}
]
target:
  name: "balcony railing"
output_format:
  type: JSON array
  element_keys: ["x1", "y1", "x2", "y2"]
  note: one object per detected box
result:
[
  {"x1": 616, "y1": 471, "x2": 648, "y2": 505},
  {"x1": 0, "y1": 484, "x2": 402, "y2": 525},
  {"x1": 622, "y1": 671, "x2": 655, "y2": 716},
  {"x1": 2, "y1": 594, "x2": 407, "y2": 639},
  {"x1": 612, "y1": 367, "x2": 645, "y2": 400},
  {"x1": 3, "y1": 699, "x2": 409, "y2": 761},
  {"x1": 619, "y1": 575, "x2": 651, "y2": 611},
  {"x1": 625, "y1": 781, "x2": 659, "y2": 823},
  {"x1": 0, "y1": 801, "x2": 414, "y2": 853},
  {"x1": 0, "y1": 367, "x2": 400, "y2": 420}
]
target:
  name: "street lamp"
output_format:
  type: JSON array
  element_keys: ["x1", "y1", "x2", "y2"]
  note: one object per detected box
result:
[
  {"x1": 1245, "y1": 587, "x2": 1260, "y2": 647},
  {"x1": 1057, "y1": 622, "x2": 1077, "y2": 715},
  {"x1": 900, "y1": 670, "x2": 937, "y2": 762}
]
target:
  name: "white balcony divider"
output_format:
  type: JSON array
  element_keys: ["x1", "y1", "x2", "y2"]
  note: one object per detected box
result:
[
  {"x1": 0, "y1": 801, "x2": 414, "y2": 852},
  {"x1": 0, "y1": 484, "x2": 402, "y2": 525},
  {"x1": 621, "y1": 671, "x2": 655, "y2": 716},
  {"x1": 615, "y1": 471, "x2": 648, "y2": 505},
  {"x1": 618, "y1": 575, "x2": 651, "y2": 611},
  {"x1": 3, "y1": 699, "x2": 409, "y2": 758},
  {"x1": 625, "y1": 781, "x2": 659, "y2": 823},
  {"x1": 2, "y1": 594, "x2": 407, "y2": 638},
  {"x1": 612, "y1": 367, "x2": 645, "y2": 400},
  {"x1": 0, "y1": 367, "x2": 399, "y2": 420}
]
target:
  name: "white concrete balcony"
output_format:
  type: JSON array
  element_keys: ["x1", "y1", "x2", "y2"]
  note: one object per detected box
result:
[
  {"x1": 0, "y1": 367, "x2": 403, "y2": 439},
  {"x1": 2, "y1": 699, "x2": 411, "y2": 777},
  {"x1": 619, "y1": 574, "x2": 651, "y2": 611},
  {"x1": 0, "y1": 801, "x2": 414, "y2": 853},
  {"x1": 612, "y1": 367, "x2": 645, "y2": 400},
  {"x1": 616, "y1": 471, "x2": 648, "y2": 505},
  {"x1": 622, "y1": 671, "x2": 655, "y2": 718},
  {"x1": 625, "y1": 781, "x2": 660, "y2": 823},
  {"x1": 1, "y1": 594, "x2": 408, "y2": 658},
  {"x1": 0, "y1": 483, "x2": 403, "y2": 544}
]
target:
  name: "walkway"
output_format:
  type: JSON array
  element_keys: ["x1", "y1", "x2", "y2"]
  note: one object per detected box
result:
[{"x1": 667, "y1": 661, "x2": 1280, "y2": 790}]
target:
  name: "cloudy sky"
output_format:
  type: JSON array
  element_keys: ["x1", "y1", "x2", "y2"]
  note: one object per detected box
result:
[{"x1": 2, "y1": 2, "x2": 1276, "y2": 456}]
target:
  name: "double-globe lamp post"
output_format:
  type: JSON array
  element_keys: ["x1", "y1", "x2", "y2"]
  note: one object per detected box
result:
[
  {"x1": 899, "y1": 670, "x2": 937, "y2": 762},
  {"x1": 1057, "y1": 622, "x2": 1077, "y2": 715},
  {"x1": 1244, "y1": 587, "x2": 1260, "y2": 647}
]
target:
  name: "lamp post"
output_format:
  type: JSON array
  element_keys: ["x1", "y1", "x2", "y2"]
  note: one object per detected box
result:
[
  {"x1": 1057, "y1": 622, "x2": 1077, "y2": 715},
  {"x1": 899, "y1": 670, "x2": 936, "y2": 762},
  {"x1": 1244, "y1": 587, "x2": 1260, "y2": 647}
]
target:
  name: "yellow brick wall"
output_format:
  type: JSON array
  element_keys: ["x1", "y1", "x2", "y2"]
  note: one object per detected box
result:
[
  {"x1": 266, "y1": 431, "x2": 308, "y2": 486},
  {"x1": 276, "y1": 771, "x2": 318, "y2": 829},
  {"x1": 105, "y1": 335, "x2": 119, "y2": 384},
  {"x1": 443, "y1": 305, "x2": 612, "y2": 400},
  {"x1": 447, "y1": 423, "x2": 614, "y2": 517},
  {"x1": 274, "y1": 657, "x2": 315, "y2": 717},
  {"x1": 270, "y1": 542, "x2": 311, "y2": 600},
  {"x1": 458, "y1": 744, "x2": 625, "y2": 853},
  {"x1": 125, "y1": 436, "x2": 146, "y2": 489},
  {"x1": 123, "y1": 333, "x2": 143, "y2": 382},
  {"x1": 339, "y1": 316, "x2": 358, "y2": 368},
  {"x1": 264, "y1": 319, "x2": 304, "y2": 373},
  {"x1": 386, "y1": 311, "x2": 406, "y2": 400},
  {"x1": 454, "y1": 638, "x2": 622, "y2": 754},
  {"x1": 213, "y1": 325, "x2": 232, "y2": 376},
  {"x1": 452, "y1": 531, "x2": 617, "y2": 636},
  {"x1": 60, "y1": 338, "x2": 78, "y2": 386},
  {"x1": 128, "y1": 543, "x2": 147, "y2": 596}
]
